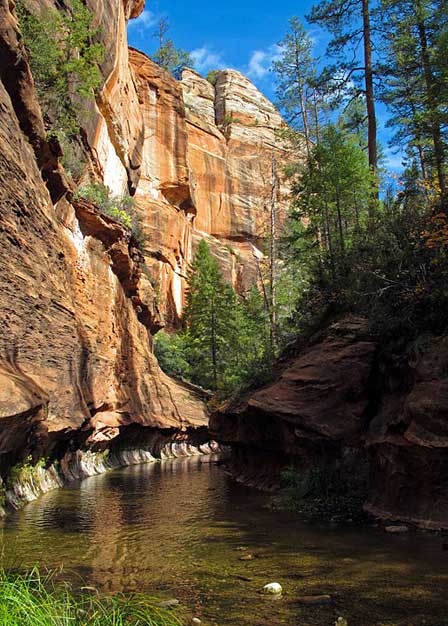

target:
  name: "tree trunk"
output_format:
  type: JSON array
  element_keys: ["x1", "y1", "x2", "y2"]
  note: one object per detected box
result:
[
  {"x1": 313, "y1": 89, "x2": 321, "y2": 143},
  {"x1": 210, "y1": 296, "x2": 218, "y2": 389},
  {"x1": 324, "y1": 200, "x2": 335, "y2": 276},
  {"x1": 414, "y1": 0, "x2": 446, "y2": 203},
  {"x1": 336, "y1": 190, "x2": 345, "y2": 253},
  {"x1": 362, "y1": 0, "x2": 378, "y2": 198},
  {"x1": 294, "y1": 35, "x2": 311, "y2": 162}
]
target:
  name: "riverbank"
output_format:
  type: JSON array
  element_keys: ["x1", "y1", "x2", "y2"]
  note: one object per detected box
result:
[
  {"x1": 1, "y1": 436, "x2": 220, "y2": 515},
  {"x1": 0, "y1": 567, "x2": 184, "y2": 625}
]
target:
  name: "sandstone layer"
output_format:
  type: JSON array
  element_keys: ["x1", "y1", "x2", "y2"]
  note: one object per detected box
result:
[
  {"x1": 94, "y1": 50, "x2": 295, "y2": 323},
  {"x1": 0, "y1": 0, "x2": 296, "y2": 483},
  {"x1": 0, "y1": 0, "x2": 208, "y2": 478},
  {"x1": 211, "y1": 317, "x2": 448, "y2": 529}
]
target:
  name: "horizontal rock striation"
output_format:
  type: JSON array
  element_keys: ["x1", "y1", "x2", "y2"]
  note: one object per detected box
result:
[
  {"x1": 211, "y1": 316, "x2": 448, "y2": 529},
  {"x1": 0, "y1": 0, "x2": 208, "y2": 484}
]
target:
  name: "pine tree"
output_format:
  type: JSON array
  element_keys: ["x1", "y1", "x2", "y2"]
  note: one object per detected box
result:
[
  {"x1": 273, "y1": 17, "x2": 323, "y2": 156},
  {"x1": 152, "y1": 18, "x2": 193, "y2": 79},
  {"x1": 183, "y1": 240, "x2": 237, "y2": 390},
  {"x1": 381, "y1": 0, "x2": 447, "y2": 204},
  {"x1": 288, "y1": 124, "x2": 372, "y2": 273},
  {"x1": 307, "y1": 0, "x2": 379, "y2": 192}
]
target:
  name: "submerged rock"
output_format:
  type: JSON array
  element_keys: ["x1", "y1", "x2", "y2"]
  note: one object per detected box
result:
[
  {"x1": 385, "y1": 525, "x2": 409, "y2": 533},
  {"x1": 158, "y1": 599, "x2": 180, "y2": 609},
  {"x1": 297, "y1": 594, "x2": 333, "y2": 605},
  {"x1": 262, "y1": 582, "x2": 282, "y2": 595}
]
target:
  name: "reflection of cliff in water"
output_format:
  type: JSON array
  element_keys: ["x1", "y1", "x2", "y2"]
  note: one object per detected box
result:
[{"x1": 2, "y1": 456, "x2": 448, "y2": 626}]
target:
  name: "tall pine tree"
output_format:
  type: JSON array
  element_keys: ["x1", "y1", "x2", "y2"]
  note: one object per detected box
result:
[
  {"x1": 381, "y1": 0, "x2": 447, "y2": 204},
  {"x1": 307, "y1": 0, "x2": 379, "y2": 194},
  {"x1": 183, "y1": 240, "x2": 230, "y2": 390}
]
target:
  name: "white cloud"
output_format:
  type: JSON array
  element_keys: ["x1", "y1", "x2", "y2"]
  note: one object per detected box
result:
[
  {"x1": 127, "y1": 9, "x2": 158, "y2": 31},
  {"x1": 190, "y1": 47, "x2": 226, "y2": 73},
  {"x1": 246, "y1": 44, "x2": 282, "y2": 80},
  {"x1": 383, "y1": 148, "x2": 405, "y2": 172}
]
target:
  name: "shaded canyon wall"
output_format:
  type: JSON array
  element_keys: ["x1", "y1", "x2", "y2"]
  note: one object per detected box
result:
[
  {"x1": 0, "y1": 0, "x2": 296, "y2": 480},
  {"x1": 211, "y1": 316, "x2": 448, "y2": 530}
]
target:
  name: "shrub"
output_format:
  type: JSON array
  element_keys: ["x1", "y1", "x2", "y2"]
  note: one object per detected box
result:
[
  {"x1": 7, "y1": 456, "x2": 48, "y2": 487},
  {"x1": 206, "y1": 70, "x2": 220, "y2": 86},
  {"x1": 76, "y1": 182, "x2": 140, "y2": 235},
  {"x1": 278, "y1": 467, "x2": 368, "y2": 524}
]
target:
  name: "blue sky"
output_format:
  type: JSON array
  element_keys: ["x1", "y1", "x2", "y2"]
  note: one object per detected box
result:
[{"x1": 127, "y1": 0, "x2": 403, "y2": 174}]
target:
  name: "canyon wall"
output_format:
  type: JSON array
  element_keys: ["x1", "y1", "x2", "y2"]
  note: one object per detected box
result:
[
  {"x1": 103, "y1": 54, "x2": 294, "y2": 323},
  {"x1": 0, "y1": 0, "x2": 295, "y2": 478},
  {"x1": 0, "y1": 0, "x2": 204, "y2": 474},
  {"x1": 211, "y1": 316, "x2": 448, "y2": 530}
]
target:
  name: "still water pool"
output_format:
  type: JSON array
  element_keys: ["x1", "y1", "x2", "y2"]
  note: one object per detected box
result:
[{"x1": 1, "y1": 456, "x2": 447, "y2": 626}]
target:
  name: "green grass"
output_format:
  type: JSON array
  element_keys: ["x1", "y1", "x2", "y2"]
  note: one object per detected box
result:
[{"x1": 0, "y1": 567, "x2": 183, "y2": 626}]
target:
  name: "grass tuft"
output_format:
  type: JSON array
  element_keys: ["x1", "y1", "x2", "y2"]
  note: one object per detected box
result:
[{"x1": 0, "y1": 567, "x2": 183, "y2": 625}]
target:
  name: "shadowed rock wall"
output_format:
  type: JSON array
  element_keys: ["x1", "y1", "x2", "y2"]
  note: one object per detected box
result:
[{"x1": 211, "y1": 316, "x2": 448, "y2": 529}]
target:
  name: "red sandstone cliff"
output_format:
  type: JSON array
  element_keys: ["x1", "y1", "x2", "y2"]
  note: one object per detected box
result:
[
  {"x1": 211, "y1": 316, "x2": 448, "y2": 530},
  {"x1": 0, "y1": 0, "x2": 295, "y2": 470},
  {"x1": 0, "y1": 0, "x2": 209, "y2": 470}
]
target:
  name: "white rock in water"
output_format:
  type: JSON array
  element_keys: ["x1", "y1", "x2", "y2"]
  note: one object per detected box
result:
[{"x1": 262, "y1": 582, "x2": 282, "y2": 595}]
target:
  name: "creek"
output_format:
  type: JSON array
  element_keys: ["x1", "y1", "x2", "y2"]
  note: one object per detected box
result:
[{"x1": 1, "y1": 455, "x2": 447, "y2": 626}]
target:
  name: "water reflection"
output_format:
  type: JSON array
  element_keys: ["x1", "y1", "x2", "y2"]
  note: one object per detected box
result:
[{"x1": 1, "y1": 456, "x2": 447, "y2": 625}]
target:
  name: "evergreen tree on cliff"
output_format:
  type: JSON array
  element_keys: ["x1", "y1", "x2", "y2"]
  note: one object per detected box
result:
[{"x1": 152, "y1": 18, "x2": 193, "y2": 79}]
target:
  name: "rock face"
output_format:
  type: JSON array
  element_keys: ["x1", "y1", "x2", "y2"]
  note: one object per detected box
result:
[
  {"x1": 0, "y1": 0, "x2": 209, "y2": 474},
  {"x1": 96, "y1": 54, "x2": 295, "y2": 323},
  {"x1": 211, "y1": 317, "x2": 448, "y2": 529},
  {"x1": 0, "y1": 0, "x2": 296, "y2": 478}
]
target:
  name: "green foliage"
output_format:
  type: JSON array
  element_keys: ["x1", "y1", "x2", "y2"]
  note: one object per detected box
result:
[
  {"x1": 76, "y1": 182, "x2": 142, "y2": 236},
  {"x1": 182, "y1": 240, "x2": 239, "y2": 391},
  {"x1": 220, "y1": 113, "x2": 243, "y2": 128},
  {"x1": 17, "y1": 0, "x2": 104, "y2": 138},
  {"x1": 7, "y1": 456, "x2": 48, "y2": 487},
  {"x1": 151, "y1": 18, "x2": 193, "y2": 79},
  {"x1": 154, "y1": 331, "x2": 192, "y2": 380},
  {"x1": 380, "y1": 0, "x2": 448, "y2": 201},
  {"x1": 285, "y1": 124, "x2": 373, "y2": 281},
  {"x1": 0, "y1": 567, "x2": 183, "y2": 625},
  {"x1": 279, "y1": 467, "x2": 367, "y2": 523},
  {"x1": 154, "y1": 241, "x2": 272, "y2": 396},
  {"x1": 206, "y1": 70, "x2": 220, "y2": 85},
  {"x1": 284, "y1": 136, "x2": 448, "y2": 340},
  {"x1": 273, "y1": 16, "x2": 324, "y2": 144},
  {"x1": 58, "y1": 136, "x2": 86, "y2": 182}
]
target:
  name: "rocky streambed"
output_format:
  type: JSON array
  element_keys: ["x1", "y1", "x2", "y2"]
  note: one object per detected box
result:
[{"x1": 1, "y1": 454, "x2": 447, "y2": 626}]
